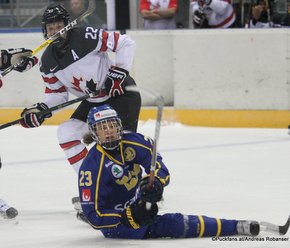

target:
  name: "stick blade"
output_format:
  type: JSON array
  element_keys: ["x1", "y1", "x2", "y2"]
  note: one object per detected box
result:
[
  {"x1": 260, "y1": 215, "x2": 290, "y2": 235},
  {"x1": 279, "y1": 215, "x2": 290, "y2": 235}
]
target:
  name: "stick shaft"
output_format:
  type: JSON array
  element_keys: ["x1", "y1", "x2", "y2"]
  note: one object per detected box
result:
[{"x1": 0, "y1": 91, "x2": 99, "y2": 130}]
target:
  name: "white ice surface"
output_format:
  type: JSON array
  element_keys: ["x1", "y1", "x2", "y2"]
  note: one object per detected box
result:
[{"x1": 0, "y1": 122, "x2": 289, "y2": 248}]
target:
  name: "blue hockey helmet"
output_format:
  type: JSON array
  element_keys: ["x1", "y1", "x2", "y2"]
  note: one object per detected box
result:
[{"x1": 87, "y1": 105, "x2": 123, "y2": 150}]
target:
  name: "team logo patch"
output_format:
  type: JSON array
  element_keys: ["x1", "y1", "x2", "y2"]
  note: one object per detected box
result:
[
  {"x1": 124, "y1": 147, "x2": 136, "y2": 161},
  {"x1": 111, "y1": 164, "x2": 124, "y2": 178},
  {"x1": 82, "y1": 189, "x2": 91, "y2": 202}
]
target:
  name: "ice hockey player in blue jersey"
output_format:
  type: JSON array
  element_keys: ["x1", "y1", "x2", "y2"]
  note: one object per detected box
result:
[{"x1": 77, "y1": 104, "x2": 273, "y2": 239}]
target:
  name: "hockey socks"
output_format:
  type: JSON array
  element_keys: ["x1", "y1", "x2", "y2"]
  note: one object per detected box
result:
[{"x1": 145, "y1": 213, "x2": 238, "y2": 238}]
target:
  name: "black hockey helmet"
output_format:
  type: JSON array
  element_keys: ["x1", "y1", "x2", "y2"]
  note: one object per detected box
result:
[{"x1": 41, "y1": 4, "x2": 70, "y2": 39}]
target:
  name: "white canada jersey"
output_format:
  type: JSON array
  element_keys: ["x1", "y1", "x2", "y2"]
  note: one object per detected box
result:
[
  {"x1": 191, "y1": 0, "x2": 235, "y2": 28},
  {"x1": 40, "y1": 27, "x2": 136, "y2": 107}
]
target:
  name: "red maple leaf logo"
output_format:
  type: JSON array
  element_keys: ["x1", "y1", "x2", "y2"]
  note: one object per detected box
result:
[{"x1": 72, "y1": 76, "x2": 83, "y2": 92}]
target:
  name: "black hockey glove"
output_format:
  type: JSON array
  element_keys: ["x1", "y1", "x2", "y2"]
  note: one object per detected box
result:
[
  {"x1": 20, "y1": 103, "x2": 52, "y2": 128},
  {"x1": 192, "y1": 10, "x2": 207, "y2": 28},
  {"x1": 121, "y1": 200, "x2": 158, "y2": 229},
  {"x1": 0, "y1": 48, "x2": 38, "y2": 72},
  {"x1": 104, "y1": 67, "x2": 128, "y2": 97},
  {"x1": 139, "y1": 176, "x2": 164, "y2": 203}
]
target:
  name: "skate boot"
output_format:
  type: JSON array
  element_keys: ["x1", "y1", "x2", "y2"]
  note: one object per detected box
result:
[
  {"x1": 76, "y1": 211, "x2": 89, "y2": 224},
  {"x1": 0, "y1": 199, "x2": 18, "y2": 219},
  {"x1": 237, "y1": 220, "x2": 260, "y2": 236},
  {"x1": 72, "y1": 196, "x2": 81, "y2": 211}
]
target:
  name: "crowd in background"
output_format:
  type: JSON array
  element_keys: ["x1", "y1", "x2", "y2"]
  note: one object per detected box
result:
[
  {"x1": 139, "y1": 0, "x2": 290, "y2": 29},
  {"x1": 0, "y1": 0, "x2": 289, "y2": 30}
]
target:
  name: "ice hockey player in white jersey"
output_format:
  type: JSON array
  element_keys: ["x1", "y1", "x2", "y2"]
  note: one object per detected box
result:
[
  {"x1": 191, "y1": 0, "x2": 236, "y2": 28},
  {"x1": 19, "y1": 4, "x2": 141, "y2": 174}
]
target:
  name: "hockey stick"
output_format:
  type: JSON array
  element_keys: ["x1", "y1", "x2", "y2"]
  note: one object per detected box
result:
[
  {"x1": 0, "y1": 0, "x2": 96, "y2": 80},
  {"x1": 260, "y1": 215, "x2": 290, "y2": 235},
  {"x1": 0, "y1": 90, "x2": 101, "y2": 130},
  {"x1": 126, "y1": 86, "x2": 164, "y2": 186},
  {"x1": 126, "y1": 86, "x2": 164, "y2": 210}
]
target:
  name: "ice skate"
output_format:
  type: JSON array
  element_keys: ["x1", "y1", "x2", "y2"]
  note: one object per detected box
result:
[
  {"x1": 0, "y1": 199, "x2": 18, "y2": 219},
  {"x1": 76, "y1": 211, "x2": 89, "y2": 224},
  {"x1": 72, "y1": 196, "x2": 81, "y2": 211},
  {"x1": 237, "y1": 220, "x2": 260, "y2": 236}
]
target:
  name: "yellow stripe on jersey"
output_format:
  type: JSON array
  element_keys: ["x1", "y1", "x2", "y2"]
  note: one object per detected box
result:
[
  {"x1": 90, "y1": 223, "x2": 119, "y2": 229},
  {"x1": 97, "y1": 145, "x2": 124, "y2": 165},
  {"x1": 154, "y1": 161, "x2": 170, "y2": 185},
  {"x1": 122, "y1": 140, "x2": 153, "y2": 154},
  {"x1": 216, "y1": 218, "x2": 222, "y2": 237},
  {"x1": 198, "y1": 215, "x2": 205, "y2": 237},
  {"x1": 156, "y1": 175, "x2": 170, "y2": 185},
  {"x1": 94, "y1": 149, "x2": 120, "y2": 219}
]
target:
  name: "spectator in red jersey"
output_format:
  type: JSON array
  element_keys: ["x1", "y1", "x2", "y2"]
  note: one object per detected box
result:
[{"x1": 139, "y1": 0, "x2": 178, "y2": 29}]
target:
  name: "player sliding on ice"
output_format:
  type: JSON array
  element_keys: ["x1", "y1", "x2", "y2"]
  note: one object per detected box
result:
[{"x1": 77, "y1": 105, "x2": 289, "y2": 239}]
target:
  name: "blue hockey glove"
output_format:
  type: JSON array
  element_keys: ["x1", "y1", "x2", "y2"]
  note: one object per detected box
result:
[
  {"x1": 139, "y1": 176, "x2": 164, "y2": 203},
  {"x1": 1, "y1": 48, "x2": 38, "y2": 72},
  {"x1": 104, "y1": 67, "x2": 128, "y2": 97},
  {"x1": 121, "y1": 200, "x2": 158, "y2": 229},
  {"x1": 20, "y1": 103, "x2": 52, "y2": 128}
]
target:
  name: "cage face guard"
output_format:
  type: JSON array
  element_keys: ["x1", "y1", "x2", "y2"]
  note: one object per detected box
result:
[{"x1": 87, "y1": 105, "x2": 123, "y2": 150}]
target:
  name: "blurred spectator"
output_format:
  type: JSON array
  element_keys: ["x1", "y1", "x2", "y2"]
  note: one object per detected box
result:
[
  {"x1": 139, "y1": 0, "x2": 178, "y2": 30},
  {"x1": 69, "y1": 0, "x2": 91, "y2": 24},
  {"x1": 248, "y1": 0, "x2": 273, "y2": 28},
  {"x1": 70, "y1": 0, "x2": 87, "y2": 19},
  {"x1": 272, "y1": 1, "x2": 290, "y2": 27},
  {"x1": 191, "y1": 0, "x2": 236, "y2": 29},
  {"x1": 68, "y1": 0, "x2": 106, "y2": 28}
]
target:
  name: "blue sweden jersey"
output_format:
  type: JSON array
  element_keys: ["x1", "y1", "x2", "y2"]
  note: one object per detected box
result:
[
  {"x1": 78, "y1": 132, "x2": 239, "y2": 239},
  {"x1": 78, "y1": 132, "x2": 170, "y2": 229}
]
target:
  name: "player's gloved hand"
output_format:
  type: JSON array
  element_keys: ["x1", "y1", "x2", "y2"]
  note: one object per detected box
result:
[
  {"x1": 104, "y1": 67, "x2": 128, "y2": 97},
  {"x1": 20, "y1": 103, "x2": 52, "y2": 128},
  {"x1": 0, "y1": 48, "x2": 38, "y2": 72},
  {"x1": 139, "y1": 176, "x2": 164, "y2": 203},
  {"x1": 192, "y1": 9, "x2": 206, "y2": 27},
  {"x1": 121, "y1": 200, "x2": 158, "y2": 229}
]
